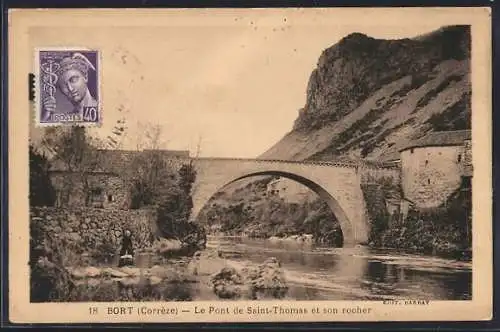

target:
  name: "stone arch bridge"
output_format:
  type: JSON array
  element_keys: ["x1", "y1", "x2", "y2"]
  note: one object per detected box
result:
[{"x1": 182, "y1": 157, "x2": 400, "y2": 247}]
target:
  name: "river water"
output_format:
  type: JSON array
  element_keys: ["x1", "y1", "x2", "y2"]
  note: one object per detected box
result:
[{"x1": 207, "y1": 236, "x2": 472, "y2": 301}]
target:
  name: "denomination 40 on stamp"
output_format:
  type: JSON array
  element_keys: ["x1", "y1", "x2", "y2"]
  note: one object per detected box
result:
[{"x1": 34, "y1": 48, "x2": 101, "y2": 126}]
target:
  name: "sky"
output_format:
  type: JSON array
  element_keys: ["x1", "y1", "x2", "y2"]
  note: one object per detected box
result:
[{"x1": 28, "y1": 9, "x2": 451, "y2": 158}]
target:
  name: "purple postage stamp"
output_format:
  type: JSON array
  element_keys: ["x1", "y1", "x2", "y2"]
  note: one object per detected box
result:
[{"x1": 35, "y1": 48, "x2": 101, "y2": 126}]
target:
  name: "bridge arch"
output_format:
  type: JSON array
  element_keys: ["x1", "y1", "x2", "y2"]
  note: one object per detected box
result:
[{"x1": 192, "y1": 170, "x2": 356, "y2": 247}]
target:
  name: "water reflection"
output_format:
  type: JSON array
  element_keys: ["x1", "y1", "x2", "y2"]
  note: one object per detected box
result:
[{"x1": 211, "y1": 236, "x2": 472, "y2": 301}]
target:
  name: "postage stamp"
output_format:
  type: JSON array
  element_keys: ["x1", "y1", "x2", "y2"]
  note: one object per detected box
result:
[
  {"x1": 7, "y1": 7, "x2": 493, "y2": 325},
  {"x1": 34, "y1": 48, "x2": 101, "y2": 126}
]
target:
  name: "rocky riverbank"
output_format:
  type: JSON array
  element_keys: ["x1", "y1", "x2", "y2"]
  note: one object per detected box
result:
[
  {"x1": 267, "y1": 234, "x2": 314, "y2": 245},
  {"x1": 32, "y1": 247, "x2": 289, "y2": 302}
]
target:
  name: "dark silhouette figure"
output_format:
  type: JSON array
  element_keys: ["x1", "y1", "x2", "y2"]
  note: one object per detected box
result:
[{"x1": 118, "y1": 230, "x2": 134, "y2": 267}]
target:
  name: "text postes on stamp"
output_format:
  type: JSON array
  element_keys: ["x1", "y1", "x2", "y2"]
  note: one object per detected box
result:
[{"x1": 35, "y1": 49, "x2": 100, "y2": 126}]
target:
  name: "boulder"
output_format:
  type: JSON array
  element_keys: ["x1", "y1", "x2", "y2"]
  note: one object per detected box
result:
[
  {"x1": 84, "y1": 266, "x2": 101, "y2": 278},
  {"x1": 148, "y1": 265, "x2": 177, "y2": 279},
  {"x1": 190, "y1": 250, "x2": 226, "y2": 276},
  {"x1": 119, "y1": 266, "x2": 141, "y2": 277},
  {"x1": 268, "y1": 236, "x2": 281, "y2": 243},
  {"x1": 210, "y1": 267, "x2": 250, "y2": 299},
  {"x1": 210, "y1": 257, "x2": 288, "y2": 300},
  {"x1": 69, "y1": 266, "x2": 101, "y2": 279},
  {"x1": 117, "y1": 277, "x2": 141, "y2": 287},
  {"x1": 244, "y1": 257, "x2": 288, "y2": 300},
  {"x1": 284, "y1": 235, "x2": 299, "y2": 242},
  {"x1": 149, "y1": 276, "x2": 163, "y2": 285},
  {"x1": 102, "y1": 267, "x2": 129, "y2": 278}
]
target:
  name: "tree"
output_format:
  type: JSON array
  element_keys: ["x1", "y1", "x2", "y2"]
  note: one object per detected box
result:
[
  {"x1": 29, "y1": 144, "x2": 56, "y2": 207},
  {"x1": 128, "y1": 123, "x2": 176, "y2": 209},
  {"x1": 127, "y1": 122, "x2": 205, "y2": 249},
  {"x1": 40, "y1": 126, "x2": 104, "y2": 207},
  {"x1": 156, "y1": 160, "x2": 197, "y2": 239}
]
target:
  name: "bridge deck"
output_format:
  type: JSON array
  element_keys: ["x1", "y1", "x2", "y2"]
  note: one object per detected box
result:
[{"x1": 188, "y1": 157, "x2": 400, "y2": 169}]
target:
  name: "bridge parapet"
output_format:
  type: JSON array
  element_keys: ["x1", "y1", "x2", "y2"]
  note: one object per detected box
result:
[{"x1": 188, "y1": 157, "x2": 400, "y2": 171}]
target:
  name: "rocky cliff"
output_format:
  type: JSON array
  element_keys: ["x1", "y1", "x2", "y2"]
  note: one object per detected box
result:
[
  {"x1": 198, "y1": 25, "x2": 472, "y2": 234},
  {"x1": 260, "y1": 25, "x2": 471, "y2": 162}
]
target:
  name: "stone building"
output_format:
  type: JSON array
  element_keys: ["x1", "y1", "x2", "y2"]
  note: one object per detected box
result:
[
  {"x1": 49, "y1": 149, "x2": 190, "y2": 209},
  {"x1": 47, "y1": 130, "x2": 473, "y2": 215},
  {"x1": 399, "y1": 130, "x2": 472, "y2": 209}
]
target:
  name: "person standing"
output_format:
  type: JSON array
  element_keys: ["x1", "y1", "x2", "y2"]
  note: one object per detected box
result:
[{"x1": 118, "y1": 229, "x2": 134, "y2": 267}]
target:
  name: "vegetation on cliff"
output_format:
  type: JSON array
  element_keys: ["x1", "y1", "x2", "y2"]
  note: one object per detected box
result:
[
  {"x1": 202, "y1": 171, "x2": 471, "y2": 259},
  {"x1": 199, "y1": 178, "x2": 343, "y2": 247},
  {"x1": 200, "y1": 25, "x2": 473, "y2": 258},
  {"x1": 361, "y1": 176, "x2": 472, "y2": 259},
  {"x1": 261, "y1": 25, "x2": 471, "y2": 161}
]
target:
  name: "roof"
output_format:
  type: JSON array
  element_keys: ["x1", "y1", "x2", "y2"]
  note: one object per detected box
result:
[
  {"x1": 400, "y1": 130, "x2": 471, "y2": 152},
  {"x1": 143, "y1": 149, "x2": 190, "y2": 157},
  {"x1": 49, "y1": 149, "x2": 190, "y2": 173}
]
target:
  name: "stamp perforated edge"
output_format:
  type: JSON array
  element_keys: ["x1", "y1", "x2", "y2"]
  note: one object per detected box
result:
[{"x1": 33, "y1": 46, "x2": 103, "y2": 128}]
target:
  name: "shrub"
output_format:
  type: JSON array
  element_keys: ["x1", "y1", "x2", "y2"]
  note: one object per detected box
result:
[
  {"x1": 376, "y1": 184, "x2": 472, "y2": 259},
  {"x1": 156, "y1": 162, "x2": 198, "y2": 240},
  {"x1": 30, "y1": 214, "x2": 80, "y2": 302},
  {"x1": 29, "y1": 145, "x2": 56, "y2": 207}
]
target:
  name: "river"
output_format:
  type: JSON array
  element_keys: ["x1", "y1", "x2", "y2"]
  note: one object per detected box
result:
[{"x1": 206, "y1": 235, "x2": 472, "y2": 301}]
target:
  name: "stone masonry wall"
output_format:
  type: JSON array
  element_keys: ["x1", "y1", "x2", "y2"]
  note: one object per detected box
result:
[
  {"x1": 30, "y1": 207, "x2": 157, "y2": 262},
  {"x1": 49, "y1": 173, "x2": 131, "y2": 209},
  {"x1": 359, "y1": 166, "x2": 401, "y2": 187},
  {"x1": 401, "y1": 145, "x2": 464, "y2": 208}
]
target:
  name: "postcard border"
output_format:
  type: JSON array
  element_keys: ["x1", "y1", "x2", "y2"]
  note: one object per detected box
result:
[{"x1": 3, "y1": 5, "x2": 495, "y2": 323}]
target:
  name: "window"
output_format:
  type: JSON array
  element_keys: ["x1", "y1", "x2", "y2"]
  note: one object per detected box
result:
[
  {"x1": 90, "y1": 188, "x2": 104, "y2": 207},
  {"x1": 107, "y1": 195, "x2": 114, "y2": 202},
  {"x1": 410, "y1": 148, "x2": 414, "y2": 154},
  {"x1": 425, "y1": 160, "x2": 429, "y2": 166},
  {"x1": 457, "y1": 154, "x2": 462, "y2": 162},
  {"x1": 91, "y1": 188, "x2": 103, "y2": 202},
  {"x1": 427, "y1": 179, "x2": 431, "y2": 185}
]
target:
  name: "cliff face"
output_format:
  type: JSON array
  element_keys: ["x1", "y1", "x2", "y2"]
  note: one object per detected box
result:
[{"x1": 260, "y1": 25, "x2": 471, "y2": 162}]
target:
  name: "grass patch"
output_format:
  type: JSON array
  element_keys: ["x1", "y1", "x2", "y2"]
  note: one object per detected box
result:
[
  {"x1": 426, "y1": 92, "x2": 471, "y2": 131},
  {"x1": 412, "y1": 74, "x2": 463, "y2": 114}
]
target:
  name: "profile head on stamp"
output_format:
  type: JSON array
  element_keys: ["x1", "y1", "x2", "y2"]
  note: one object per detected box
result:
[
  {"x1": 36, "y1": 49, "x2": 101, "y2": 126},
  {"x1": 55, "y1": 53, "x2": 97, "y2": 107}
]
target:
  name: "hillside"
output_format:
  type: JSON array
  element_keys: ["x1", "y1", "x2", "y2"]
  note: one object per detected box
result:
[
  {"x1": 197, "y1": 25, "x2": 472, "y2": 241},
  {"x1": 260, "y1": 25, "x2": 471, "y2": 162}
]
